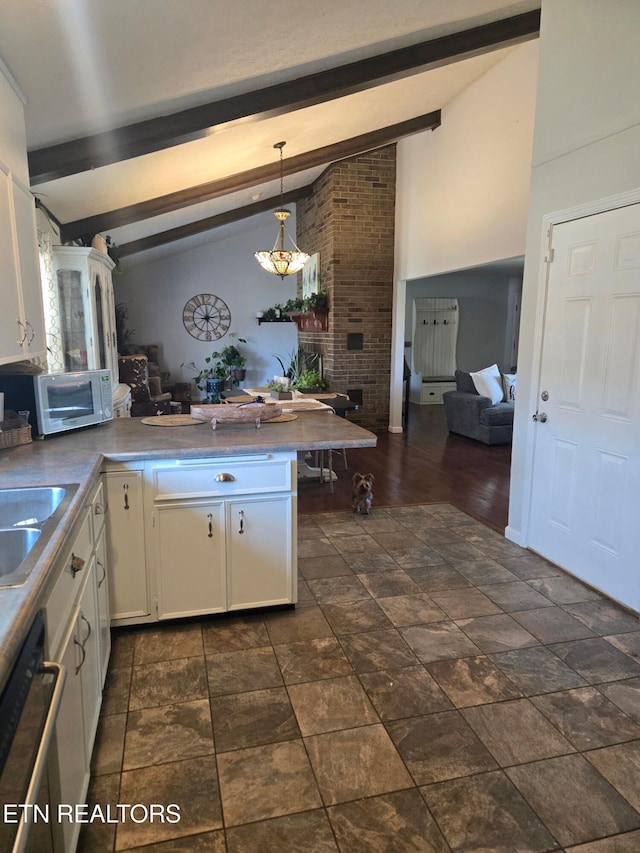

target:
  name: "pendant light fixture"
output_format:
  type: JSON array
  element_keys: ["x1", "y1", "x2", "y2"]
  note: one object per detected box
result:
[{"x1": 254, "y1": 141, "x2": 309, "y2": 279}]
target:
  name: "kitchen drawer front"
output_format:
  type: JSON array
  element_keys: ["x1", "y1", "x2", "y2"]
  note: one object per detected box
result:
[
  {"x1": 45, "y1": 507, "x2": 92, "y2": 657},
  {"x1": 89, "y1": 477, "x2": 107, "y2": 541},
  {"x1": 150, "y1": 457, "x2": 292, "y2": 499}
]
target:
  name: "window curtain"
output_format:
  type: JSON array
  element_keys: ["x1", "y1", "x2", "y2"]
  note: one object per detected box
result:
[
  {"x1": 412, "y1": 298, "x2": 459, "y2": 378},
  {"x1": 38, "y1": 230, "x2": 64, "y2": 372}
]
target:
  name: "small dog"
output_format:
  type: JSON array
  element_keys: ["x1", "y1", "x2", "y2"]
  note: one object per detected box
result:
[{"x1": 352, "y1": 473, "x2": 374, "y2": 515}]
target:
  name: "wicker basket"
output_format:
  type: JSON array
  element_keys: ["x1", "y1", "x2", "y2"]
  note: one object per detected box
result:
[{"x1": 0, "y1": 411, "x2": 32, "y2": 448}]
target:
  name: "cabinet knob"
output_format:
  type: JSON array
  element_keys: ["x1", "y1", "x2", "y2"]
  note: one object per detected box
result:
[
  {"x1": 215, "y1": 473, "x2": 236, "y2": 482},
  {"x1": 71, "y1": 553, "x2": 85, "y2": 577}
]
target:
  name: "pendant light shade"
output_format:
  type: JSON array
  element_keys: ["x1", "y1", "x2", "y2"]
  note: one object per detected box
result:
[{"x1": 254, "y1": 142, "x2": 309, "y2": 279}]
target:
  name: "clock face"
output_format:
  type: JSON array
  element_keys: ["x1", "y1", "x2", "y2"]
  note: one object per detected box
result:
[{"x1": 182, "y1": 294, "x2": 231, "y2": 341}]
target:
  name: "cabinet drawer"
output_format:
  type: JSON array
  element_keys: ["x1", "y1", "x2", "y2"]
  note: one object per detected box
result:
[
  {"x1": 89, "y1": 477, "x2": 107, "y2": 541},
  {"x1": 151, "y1": 457, "x2": 292, "y2": 499},
  {"x1": 45, "y1": 508, "x2": 92, "y2": 657}
]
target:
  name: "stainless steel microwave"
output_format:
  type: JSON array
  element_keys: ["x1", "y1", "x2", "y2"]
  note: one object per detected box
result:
[{"x1": 0, "y1": 369, "x2": 113, "y2": 437}]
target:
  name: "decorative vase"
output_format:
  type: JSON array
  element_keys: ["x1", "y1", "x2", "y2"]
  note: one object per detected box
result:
[{"x1": 205, "y1": 378, "x2": 225, "y2": 402}]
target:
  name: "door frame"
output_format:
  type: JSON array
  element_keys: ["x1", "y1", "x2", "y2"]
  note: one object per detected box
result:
[{"x1": 510, "y1": 186, "x2": 640, "y2": 549}]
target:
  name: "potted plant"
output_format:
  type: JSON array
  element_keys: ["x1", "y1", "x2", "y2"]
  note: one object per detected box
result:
[
  {"x1": 266, "y1": 379, "x2": 294, "y2": 400},
  {"x1": 286, "y1": 289, "x2": 329, "y2": 332},
  {"x1": 181, "y1": 353, "x2": 227, "y2": 401},
  {"x1": 295, "y1": 368, "x2": 327, "y2": 393},
  {"x1": 218, "y1": 339, "x2": 247, "y2": 385}
]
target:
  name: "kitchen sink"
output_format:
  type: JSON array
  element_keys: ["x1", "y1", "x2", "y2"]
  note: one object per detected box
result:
[
  {"x1": 0, "y1": 528, "x2": 42, "y2": 582},
  {"x1": 0, "y1": 486, "x2": 67, "y2": 528},
  {"x1": 0, "y1": 484, "x2": 78, "y2": 588}
]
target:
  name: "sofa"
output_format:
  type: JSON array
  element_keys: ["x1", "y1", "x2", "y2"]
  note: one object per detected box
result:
[{"x1": 442, "y1": 368, "x2": 515, "y2": 445}]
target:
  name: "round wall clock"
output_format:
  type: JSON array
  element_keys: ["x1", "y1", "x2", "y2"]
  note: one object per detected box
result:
[{"x1": 182, "y1": 294, "x2": 231, "y2": 341}]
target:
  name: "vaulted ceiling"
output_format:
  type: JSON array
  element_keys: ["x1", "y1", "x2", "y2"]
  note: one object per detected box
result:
[{"x1": 0, "y1": 1, "x2": 540, "y2": 263}]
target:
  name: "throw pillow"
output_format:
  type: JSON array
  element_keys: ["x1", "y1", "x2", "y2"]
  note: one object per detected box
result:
[
  {"x1": 470, "y1": 364, "x2": 504, "y2": 405},
  {"x1": 502, "y1": 372, "x2": 517, "y2": 402}
]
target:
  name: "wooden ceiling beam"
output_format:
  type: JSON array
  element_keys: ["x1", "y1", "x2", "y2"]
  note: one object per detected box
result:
[
  {"x1": 29, "y1": 10, "x2": 539, "y2": 184},
  {"x1": 117, "y1": 187, "x2": 312, "y2": 257},
  {"x1": 60, "y1": 111, "x2": 440, "y2": 242}
]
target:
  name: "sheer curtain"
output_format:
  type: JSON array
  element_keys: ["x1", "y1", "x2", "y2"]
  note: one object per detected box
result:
[
  {"x1": 412, "y1": 298, "x2": 459, "y2": 378},
  {"x1": 38, "y1": 230, "x2": 65, "y2": 372}
]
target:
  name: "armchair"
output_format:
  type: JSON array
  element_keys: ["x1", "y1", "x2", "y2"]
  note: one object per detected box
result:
[{"x1": 118, "y1": 354, "x2": 172, "y2": 417}]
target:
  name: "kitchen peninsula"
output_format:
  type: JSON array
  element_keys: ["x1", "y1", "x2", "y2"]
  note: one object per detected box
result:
[{"x1": 0, "y1": 412, "x2": 377, "y2": 685}]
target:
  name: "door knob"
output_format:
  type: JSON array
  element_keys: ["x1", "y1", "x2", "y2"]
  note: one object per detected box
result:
[
  {"x1": 541, "y1": 390, "x2": 549, "y2": 401},
  {"x1": 532, "y1": 412, "x2": 547, "y2": 423}
]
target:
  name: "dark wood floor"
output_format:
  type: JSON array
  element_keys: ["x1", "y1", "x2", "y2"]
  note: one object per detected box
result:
[{"x1": 298, "y1": 404, "x2": 512, "y2": 532}]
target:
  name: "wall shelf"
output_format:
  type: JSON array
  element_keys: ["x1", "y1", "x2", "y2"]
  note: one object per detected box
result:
[{"x1": 257, "y1": 317, "x2": 292, "y2": 325}]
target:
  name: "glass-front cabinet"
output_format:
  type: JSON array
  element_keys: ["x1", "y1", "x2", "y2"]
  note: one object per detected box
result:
[
  {"x1": 50, "y1": 245, "x2": 131, "y2": 416},
  {"x1": 51, "y1": 246, "x2": 118, "y2": 383}
]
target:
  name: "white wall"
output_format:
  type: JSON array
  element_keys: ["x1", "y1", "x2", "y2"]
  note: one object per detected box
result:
[
  {"x1": 405, "y1": 274, "x2": 517, "y2": 375},
  {"x1": 114, "y1": 216, "x2": 299, "y2": 394},
  {"x1": 395, "y1": 40, "x2": 539, "y2": 282},
  {"x1": 390, "y1": 40, "x2": 538, "y2": 429},
  {"x1": 508, "y1": 0, "x2": 640, "y2": 542}
]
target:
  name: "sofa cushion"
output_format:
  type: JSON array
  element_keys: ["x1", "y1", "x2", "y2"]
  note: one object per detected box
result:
[
  {"x1": 479, "y1": 403, "x2": 515, "y2": 427},
  {"x1": 455, "y1": 369, "x2": 478, "y2": 394},
  {"x1": 502, "y1": 372, "x2": 517, "y2": 402},
  {"x1": 470, "y1": 364, "x2": 504, "y2": 405}
]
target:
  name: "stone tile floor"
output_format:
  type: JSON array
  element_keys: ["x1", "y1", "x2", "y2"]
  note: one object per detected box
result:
[{"x1": 80, "y1": 504, "x2": 640, "y2": 852}]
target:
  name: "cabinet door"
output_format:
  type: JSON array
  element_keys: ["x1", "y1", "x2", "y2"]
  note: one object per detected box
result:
[
  {"x1": 77, "y1": 557, "x2": 102, "y2": 760},
  {"x1": 0, "y1": 166, "x2": 23, "y2": 362},
  {"x1": 12, "y1": 179, "x2": 45, "y2": 358},
  {"x1": 95, "y1": 526, "x2": 111, "y2": 686},
  {"x1": 226, "y1": 496, "x2": 294, "y2": 610},
  {"x1": 154, "y1": 500, "x2": 226, "y2": 620},
  {"x1": 105, "y1": 470, "x2": 149, "y2": 620},
  {"x1": 50, "y1": 605, "x2": 88, "y2": 853}
]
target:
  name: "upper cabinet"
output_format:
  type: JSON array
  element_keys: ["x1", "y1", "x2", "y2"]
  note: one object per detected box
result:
[
  {"x1": 0, "y1": 63, "x2": 46, "y2": 364},
  {"x1": 51, "y1": 246, "x2": 119, "y2": 388}
]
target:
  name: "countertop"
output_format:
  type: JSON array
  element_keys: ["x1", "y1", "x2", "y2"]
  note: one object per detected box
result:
[{"x1": 0, "y1": 413, "x2": 377, "y2": 692}]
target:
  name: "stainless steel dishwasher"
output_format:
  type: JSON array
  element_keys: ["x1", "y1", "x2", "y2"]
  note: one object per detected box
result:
[{"x1": 0, "y1": 611, "x2": 65, "y2": 853}]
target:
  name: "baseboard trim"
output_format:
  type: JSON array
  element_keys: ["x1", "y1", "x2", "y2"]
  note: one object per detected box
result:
[{"x1": 505, "y1": 525, "x2": 525, "y2": 546}]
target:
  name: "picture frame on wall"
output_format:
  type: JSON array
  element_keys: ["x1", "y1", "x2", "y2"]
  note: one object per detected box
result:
[{"x1": 302, "y1": 252, "x2": 319, "y2": 298}]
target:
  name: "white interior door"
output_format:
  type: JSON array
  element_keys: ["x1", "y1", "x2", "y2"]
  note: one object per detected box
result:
[{"x1": 529, "y1": 203, "x2": 640, "y2": 610}]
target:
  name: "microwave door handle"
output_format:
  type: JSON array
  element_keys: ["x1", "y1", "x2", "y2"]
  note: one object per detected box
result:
[{"x1": 12, "y1": 661, "x2": 66, "y2": 853}]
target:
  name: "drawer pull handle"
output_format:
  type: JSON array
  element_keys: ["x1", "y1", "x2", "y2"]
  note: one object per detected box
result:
[
  {"x1": 97, "y1": 558, "x2": 106, "y2": 588},
  {"x1": 74, "y1": 637, "x2": 86, "y2": 674},
  {"x1": 80, "y1": 613, "x2": 92, "y2": 646},
  {"x1": 215, "y1": 473, "x2": 236, "y2": 482},
  {"x1": 238, "y1": 509, "x2": 245, "y2": 534},
  {"x1": 71, "y1": 553, "x2": 85, "y2": 577},
  {"x1": 207, "y1": 513, "x2": 213, "y2": 538},
  {"x1": 123, "y1": 483, "x2": 129, "y2": 510}
]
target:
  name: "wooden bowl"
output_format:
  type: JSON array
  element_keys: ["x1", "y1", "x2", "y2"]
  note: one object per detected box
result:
[{"x1": 191, "y1": 402, "x2": 282, "y2": 425}]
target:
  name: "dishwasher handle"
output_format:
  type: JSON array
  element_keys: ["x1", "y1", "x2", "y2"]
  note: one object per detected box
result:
[{"x1": 12, "y1": 661, "x2": 66, "y2": 853}]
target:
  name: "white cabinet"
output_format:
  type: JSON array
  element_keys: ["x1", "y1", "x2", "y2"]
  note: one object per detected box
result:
[
  {"x1": 51, "y1": 246, "x2": 118, "y2": 387},
  {"x1": 104, "y1": 454, "x2": 297, "y2": 626},
  {"x1": 0, "y1": 165, "x2": 45, "y2": 364},
  {"x1": 0, "y1": 65, "x2": 45, "y2": 365},
  {"x1": 226, "y1": 495, "x2": 294, "y2": 610},
  {"x1": 105, "y1": 467, "x2": 150, "y2": 622},
  {"x1": 410, "y1": 379, "x2": 457, "y2": 405},
  {"x1": 45, "y1": 506, "x2": 103, "y2": 853},
  {"x1": 155, "y1": 499, "x2": 227, "y2": 620},
  {"x1": 90, "y1": 477, "x2": 111, "y2": 685},
  {"x1": 147, "y1": 454, "x2": 297, "y2": 621}
]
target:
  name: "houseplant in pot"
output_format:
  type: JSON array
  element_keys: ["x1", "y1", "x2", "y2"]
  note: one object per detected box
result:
[{"x1": 295, "y1": 368, "x2": 327, "y2": 394}]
